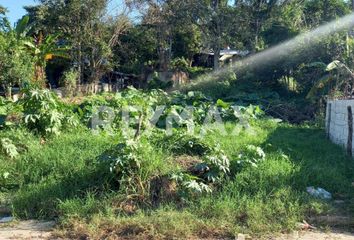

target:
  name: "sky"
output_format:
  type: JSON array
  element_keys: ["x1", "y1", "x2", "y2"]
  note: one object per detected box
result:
[
  {"x1": 0, "y1": 0, "x2": 127, "y2": 25},
  {"x1": 0, "y1": 0, "x2": 36, "y2": 24}
]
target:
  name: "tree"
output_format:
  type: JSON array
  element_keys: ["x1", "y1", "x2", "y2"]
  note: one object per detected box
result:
[
  {"x1": 27, "y1": 0, "x2": 130, "y2": 89},
  {"x1": 172, "y1": 24, "x2": 202, "y2": 66},
  {"x1": 0, "y1": 14, "x2": 34, "y2": 97},
  {"x1": 24, "y1": 33, "x2": 69, "y2": 88},
  {"x1": 113, "y1": 25, "x2": 158, "y2": 74},
  {"x1": 0, "y1": 5, "x2": 7, "y2": 30},
  {"x1": 169, "y1": 0, "x2": 236, "y2": 70},
  {"x1": 126, "y1": 0, "x2": 178, "y2": 71},
  {"x1": 232, "y1": 0, "x2": 297, "y2": 51},
  {"x1": 261, "y1": 0, "x2": 304, "y2": 47},
  {"x1": 126, "y1": 0, "x2": 204, "y2": 71}
]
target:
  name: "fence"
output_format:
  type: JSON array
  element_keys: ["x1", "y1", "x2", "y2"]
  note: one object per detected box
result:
[{"x1": 326, "y1": 99, "x2": 354, "y2": 156}]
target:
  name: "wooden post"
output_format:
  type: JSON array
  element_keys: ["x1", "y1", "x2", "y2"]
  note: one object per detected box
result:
[
  {"x1": 327, "y1": 103, "x2": 332, "y2": 139},
  {"x1": 347, "y1": 106, "x2": 353, "y2": 157}
]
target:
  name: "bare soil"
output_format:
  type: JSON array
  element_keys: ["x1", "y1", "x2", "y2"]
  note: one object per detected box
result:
[
  {"x1": 0, "y1": 221, "x2": 354, "y2": 240},
  {"x1": 0, "y1": 210, "x2": 353, "y2": 240},
  {"x1": 0, "y1": 220, "x2": 55, "y2": 240},
  {"x1": 274, "y1": 230, "x2": 354, "y2": 240}
]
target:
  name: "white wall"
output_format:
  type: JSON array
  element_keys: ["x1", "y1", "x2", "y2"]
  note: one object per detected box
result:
[{"x1": 326, "y1": 100, "x2": 354, "y2": 152}]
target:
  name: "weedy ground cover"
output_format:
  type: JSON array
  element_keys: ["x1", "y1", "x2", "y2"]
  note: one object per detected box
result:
[{"x1": 0, "y1": 89, "x2": 353, "y2": 239}]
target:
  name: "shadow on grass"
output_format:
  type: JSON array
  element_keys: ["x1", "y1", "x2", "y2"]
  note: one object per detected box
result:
[
  {"x1": 11, "y1": 165, "x2": 113, "y2": 219},
  {"x1": 10, "y1": 142, "x2": 122, "y2": 220},
  {"x1": 264, "y1": 126, "x2": 354, "y2": 198}
]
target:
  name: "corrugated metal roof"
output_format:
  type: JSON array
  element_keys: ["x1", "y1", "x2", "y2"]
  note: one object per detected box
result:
[{"x1": 202, "y1": 49, "x2": 250, "y2": 57}]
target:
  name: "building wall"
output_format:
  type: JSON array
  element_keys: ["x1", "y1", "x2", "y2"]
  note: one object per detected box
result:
[{"x1": 326, "y1": 100, "x2": 354, "y2": 153}]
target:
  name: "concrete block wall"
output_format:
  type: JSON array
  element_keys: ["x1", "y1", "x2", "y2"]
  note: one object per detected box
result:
[{"x1": 326, "y1": 100, "x2": 354, "y2": 152}]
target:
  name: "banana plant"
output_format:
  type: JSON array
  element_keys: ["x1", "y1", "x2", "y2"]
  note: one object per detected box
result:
[
  {"x1": 307, "y1": 60, "x2": 354, "y2": 99},
  {"x1": 23, "y1": 33, "x2": 69, "y2": 88},
  {"x1": 3, "y1": 15, "x2": 69, "y2": 89},
  {"x1": 0, "y1": 15, "x2": 35, "y2": 98},
  {"x1": 15, "y1": 16, "x2": 69, "y2": 88},
  {"x1": 15, "y1": 15, "x2": 31, "y2": 38}
]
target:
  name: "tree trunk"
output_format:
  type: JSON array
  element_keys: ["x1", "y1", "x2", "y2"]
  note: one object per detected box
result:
[
  {"x1": 213, "y1": 0, "x2": 221, "y2": 71},
  {"x1": 347, "y1": 33, "x2": 350, "y2": 58},
  {"x1": 255, "y1": 19, "x2": 260, "y2": 51},
  {"x1": 213, "y1": 47, "x2": 220, "y2": 70},
  {"x1": 34, "y1": 65, "x2": 46, "y2": 88},
  {"x1": 157, "y1": 24, "x2": 171, "y2": 72},
  {"x1": 78, "y1": 41, "x2": 83, "y2": 85}
]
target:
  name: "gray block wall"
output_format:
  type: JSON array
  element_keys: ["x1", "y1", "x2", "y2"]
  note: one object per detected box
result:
[{"x1": 326, "y1": 100, "x2": 354, "y2": 152}]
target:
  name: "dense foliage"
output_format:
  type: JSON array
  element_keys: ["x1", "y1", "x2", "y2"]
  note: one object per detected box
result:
[
  {"x1": 0, "y1": 89, "x2": 353, "y2": 239},
  {"x1": 0, "y1": 1, "x2": 353, "y2": 105},
  {"x1": 0, "y1": 16, "x2": 34, "y2": 97},
  {"x1": 0, "y1": 88, "x2": 266, "y2": 214},
  {"x1": 0, "y1": 0, "x2": 354, "y2": 239}
]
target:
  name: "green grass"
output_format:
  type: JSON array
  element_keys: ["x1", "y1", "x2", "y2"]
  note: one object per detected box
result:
[
  {"x1": 0, "y1": 128, "x2": 117, "y2": 218},
  {"x1": 1, "y1": 120, "x2": 354, "y2": 238}
]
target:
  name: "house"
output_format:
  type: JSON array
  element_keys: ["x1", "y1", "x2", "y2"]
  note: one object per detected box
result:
[{"x1": 193, "y1": 48, "x2": 250, "y2": 68}]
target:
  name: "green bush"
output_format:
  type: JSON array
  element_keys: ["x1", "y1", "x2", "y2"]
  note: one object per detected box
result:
[
  {"x1": 187, "y1": 66, "x2": 212, "y2": 79},
  {"x1": 22, "y1": 89, "x2": 78, "y2": 135},
  {"x1": 171, "y1": 57, "x2": 189, "y2": 72},
  {"x1": 60, "y1": 69, "x2": 78, "y2": 97},
  {"x1": 147, "y1": 72, "x2": 173, "y2": 90},
  {"x1": 0, "y1": 96, "x2": 23, "y2": 128},
  {"x1": 0, "y1": 30, "x2": 35, "y2": 98},
  {"x1": 0, "y1": 138, "x2": 18, "y2": 159}
]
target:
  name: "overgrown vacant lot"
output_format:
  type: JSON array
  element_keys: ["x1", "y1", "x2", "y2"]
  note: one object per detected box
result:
[
  {"x1": 0, "y1": 90, "x2": 353, "y2": 239},
  {"x1": 2, "y1": 0, "x2": 354, "y2": 238}
]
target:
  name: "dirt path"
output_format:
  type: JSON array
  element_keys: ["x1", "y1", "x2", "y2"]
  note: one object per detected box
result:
[
  {"x1": 0, "y1": 221, "x2": 353, "y2": 239},
  {"x1": 274, "y1": 231, "x2": 354, "y2": 240},
  {"x1": 0, "y1": 220, "x2": 55, "y2": 240}
]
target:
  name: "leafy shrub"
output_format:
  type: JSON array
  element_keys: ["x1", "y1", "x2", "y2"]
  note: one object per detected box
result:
[
  {"x1": 171, "y1": 57, "x2": 189, "y2": 72},
  {"x1": 197, "y1": 145, "x2": 230, "y2": 183},
  {"x1": 100, "y1": 132, "x2": 170, "y2": 197},
  {"x1": 0, "y1": 96, "x2": 10, "y2": 117},
  {"x1": 186, "y1": 70, "x2": 236, "y2": 99},
  {"x1": 170, "y1": 172, "x2": 212, "y2": 195},
  {"x1": 78, "y1": 88, "x2": 163, "y2": 129},
  {"x1": 148, "y1": 72, "x2": 173, "y2": 90},
  {"x1": 236, "y1": 145, "x2": 266, "y2": 168},
  {"x1": 0, "y1": 171, "x2": 10, "y2": 189},
  {"x1": 22, "y1": 89, "x2": 78, "y2": 135},
  {"x1": 76, "y1": 94, "x2": 111, "y2": 126},
  {"x1": 0, "y1": 138, "x2": 18, "y2": 159},
  {"x1": 0, "y1": 96, "x2": 24, "y2": 127},
  {"x1": 60, "y1": 69, "x2": 78, "y2": 97},
  {"x1": 75, "y1": 88, "x2": 264, "y2": 135},
  {"x1": 157, "y1": 90, "x2": 257, "y2": 129},
  {"x1": 186, "y1": 67, "x2": 212, "y2": 79},
  {"x1": 0, "y1": 97, "x2": 14, "y2": 127},
  {"x1": 157, "y1": 131, "x2": 211, "y2": 156},
  {"x1": 100, "y1": 127, "x2": 231, "y2": 199},
  {"x1": 0, "y1": 29, "x2": 35, "y2": 97},
  {"x1": 156, "y1": 130, "x2": 230, "y2": 192},
  {"x1": 106, "y1": 138, "x2": 142, "y2": 186}
]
